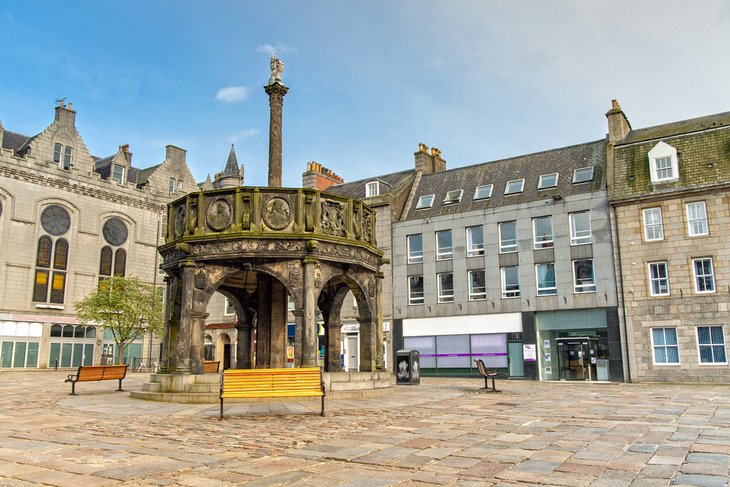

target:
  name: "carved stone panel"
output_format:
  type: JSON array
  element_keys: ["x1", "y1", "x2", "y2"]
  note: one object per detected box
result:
[
  {"x1": 362, "y1": 211, "x2": 373, "y2": 243},
  {"x1": 173, "y1": 205, "x2": 186, "y2": 238},
  {"x1": 207, "y1": 198, "x2": 232, "y2": 232},
  {"x1": 320, "y1": 200, "x2": 345, "y2": 237},
  {"x1": 262, "y1": 196, "x2": 293, "y2": 230}
]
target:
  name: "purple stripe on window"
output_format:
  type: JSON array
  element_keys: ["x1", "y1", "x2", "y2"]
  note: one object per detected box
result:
[{"x1": 419, "y1": 352, "x2": 507, "y2": 358}]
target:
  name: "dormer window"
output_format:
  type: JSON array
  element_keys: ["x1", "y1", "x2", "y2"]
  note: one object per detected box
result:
[
  {"x1": 573, "y1": 166, "x2": 594, "y2": 183},
  {"x1": 648, "y1": 141, "x2": 679, "y2": 183},
  {"x1": 474, "y1": 184, "x2": 493, "y2": 200},
  {"x1": 538, "y1": 173, "x2": 558, "y2": 189},
  {"x1": 112, "y1": 164, "x2": 125, "y2": 184},
  {"x1": 416, "y1": 194, "x2": 434, "y2": 209},
  {"x1": 365, "y1": 181, "x2": 380, "y2": 197},
  {"x1": 443, "y1": 189, "x2": 463, "y2": 205},
  {"x1": 504, "y1": 179, "x2": 524, "y2": 195}
]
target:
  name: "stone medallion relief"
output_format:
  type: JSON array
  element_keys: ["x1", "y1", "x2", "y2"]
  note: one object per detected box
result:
[
  {"x1": 207, "y1": 198, "x2": 232, "y2": 232},
  {"x1": 262, "y1": 196, "x2": 292, "y2": 230},
  {"x1": 173, "y1": 205, "x2": 186, "y2": 238}
]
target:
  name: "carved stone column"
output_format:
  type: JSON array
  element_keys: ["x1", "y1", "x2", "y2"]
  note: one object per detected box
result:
[
  {"x1": 264, "y1": 82, "x2": 289, "y2": 188},
  {"x1": 326, "y1": 316, "x2": 343, "y2": 372},
  {"x1": 190, "y1": 311, "x2": 209, "y2": 374},
  {"x1": 358, "y1": 316, "x2": 376, "y2": 372},
  {"x1": 375, "y1": 272, "x2": 386, "y2": 371},
  {"x1": 256, "y1": 275, "x2": 272, "y2": 368},
  {"x1": 236, "y1": 320, "x2": 253, "y2": 369},
  {"x1": 270, "y1": 279, "x2": 288, "y2": 368},
  {"x1": 292, "y1": 309, "x2": 303, "y2": 367},
  {"x1": 175, "y1": 263, "x2": 195, "y2": 374},
  {"x1": 159, "y1": 276, "x2": 174, "y2": 374},
  {"x1": 301, "y1": 258, "x2": 318, "y2": 367}
]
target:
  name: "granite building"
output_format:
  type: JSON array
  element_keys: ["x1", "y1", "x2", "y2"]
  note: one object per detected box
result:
[
  {"x1": 0, "y1": 102, "x2": 197, "y2": 369},
  {"x1": 608, "y1": 101, "x2": 730, "y2": 383}
]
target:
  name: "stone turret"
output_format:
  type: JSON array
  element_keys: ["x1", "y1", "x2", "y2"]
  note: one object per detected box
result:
[{"x1": 216, "y1": 144, "x2": 243, "y2": 189}]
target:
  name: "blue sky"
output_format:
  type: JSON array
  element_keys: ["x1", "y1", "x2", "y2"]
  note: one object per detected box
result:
[{"x1": 2, "y1": 1, "x2": 729, "y2": 187}]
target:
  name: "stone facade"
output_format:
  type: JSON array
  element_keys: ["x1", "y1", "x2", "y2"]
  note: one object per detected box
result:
[
  {"x1": 609, "y1": 103, "x2": 730, "y2": 383},
  {"x1": 0, "y1": 103, "x2": 197, "y2": 369}
]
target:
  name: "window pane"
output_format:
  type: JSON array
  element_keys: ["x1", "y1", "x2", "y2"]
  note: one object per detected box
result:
[
  {"x1": 653, "y1": 328, "x2": 666, "y2": 346},
  {"x1": 570, "y1": 211, "x2": 591, "y2": 245},
  {"x1": 438, "y1": 273, "x2": 454, "y2": 303},
  {"x1": 50, "y1": 272, "x2": 66, "y2": 304},
  {"x1": 469, "y1": 270, "x2": 486, "y2": 300},
  {"x1": 644, "y1": 208, "x2": 664, "y2": 240},
  {"x1": 536, "y1": 263, "x2": 556, "y2": 295},
  {"x1": 407, "y1": 234, "x2": 423, "y2": 263},
  {"x1": 499, "y1": 221, "x2": 517, "y2": 253},
  {"x1": 436, "y1": 335, "x2": 470, "y2": 368},
  {"x1": 416, "y1": 195, "x2": 434, "y2": 209},
  {"x1": 474, "y1": 185, "x2": 492, "y2": 200},
  {"x1": 573, "y1": 166, "x2": 594, "y2": 183},
  {"x1": 574, "y1": 260, "x2": 596, "y2": 292},
  {"x1": 53, "y1": 143, "x2": 62, "y2": 163},
  {"x1": 533, "y1": 216, "x2": 553, "y2": 249},
  {"x1": 53, "y1": 239, "x2": 69, "y2": 270},
  {"x1": 33, "y1": 270, "x2": 49, "y2": 302},
  {"x1": 114, "y1": 248, "x2": 127, "y2": 276},
  {"x1": 37, "y1": 236, "x2": 53, "y2": 268},
  {"x1": 99, "y1": 246, "x2": 113, "y2": 276},
  {"x1": 436, "y1": 230, "x2": 452, "y2": 260},
  {"x1": 404, "y1": 336, "x2": 436, "y2": 368},
  {"x1": 467, "y1": 226, "x2": 484, "y2": 256},
  {"x1": 409, "y1": 275, "x2": 424, "y2": 304},
  {"x1": 501, "y1": 266, "x2": 520, "y2": 297},
  {"x1": 710, "y1": 326, "x2": 724, "y2": 344}
]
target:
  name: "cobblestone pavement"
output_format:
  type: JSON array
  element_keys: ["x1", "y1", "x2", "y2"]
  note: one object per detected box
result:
[{"x1": 0, "y1": 371, "x2": 728, "y2": 486}]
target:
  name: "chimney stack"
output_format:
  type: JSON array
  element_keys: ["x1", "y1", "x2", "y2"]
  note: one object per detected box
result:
[
  {"x1": 120, "y1": 144, "x2": 132, "y2": 165},
  {"x1": 302, "y1": 161, "x2": 345, "y2": 190},
  {"x1": 414, "y1": 143, "x2": 446, "y2": 174},
  {"x1": 606, "y1": 99, "x2": 631, "y2": 143},
  {"x1": 54, "y1": 100, "x2": 76, "y2": 127}
]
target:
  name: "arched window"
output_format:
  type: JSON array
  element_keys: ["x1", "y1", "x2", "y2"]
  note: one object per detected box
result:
[
  {"x1": 33, "y1": 205, "x2": 71, "y2": 304},
  {"x1": 99, "y1": 218, "x2": 128, "y2": 280}
]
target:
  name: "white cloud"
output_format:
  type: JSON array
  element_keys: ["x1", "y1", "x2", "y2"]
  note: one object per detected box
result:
[
  {"x1": 216, "y1": 86, "x2": 248, "y2": 103},
  {"x1": 256, "y1": 44, "x2": 276, "y2": 55},
  {"x1": 228, "y1": 129, "x2": 258, "y2": 143}
]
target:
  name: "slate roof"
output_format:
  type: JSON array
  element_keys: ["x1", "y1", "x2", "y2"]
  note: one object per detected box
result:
[
  {"x1": 1, "y1": 130, "x2": 30, "y2": 152},
  {"x1": 619, "y1": 111, "x2": 730, "y2": 145},
  {"x1": 402, "y1": 139, "x2": 606, "y2": 220},
  {"x1": 327, "y1": 169, "x2": 416, "y2": 199},
  {"x1": 135, "y1": 164, "x2": 162, "y2": 186},
  {"x1": 222, "y1": 145, "x2": 240, "y2": 178}
]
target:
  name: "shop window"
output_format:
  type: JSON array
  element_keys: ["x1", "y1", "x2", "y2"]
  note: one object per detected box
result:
[
  {"x1": 652, "y1": 327, "x2": 680, "y2": 364},
  {"x1": 499, "y1": 221, "x2": 517, "y2": 253},
  {"x1": 466, "y1": 225, "x2": 484, "y2": 257},
  {"x1": 569, "y1": 211, "x2": 591, "y2": 245},
  {"x1": 407, "y1": 234, "x2": 423, "y2": 263},
  {"x1": 648, "y1": 262, "x2": 670, "y2": 296},
  {"x1": 536, "y1": 263, "x2": 557, "y2": 296},
  {"x1": 501, "y1": 266, "x2": 520, "y2": 298},
  {"x1": 693, "y1": 257, "x2": 715, "y2": 293},
  {"x1": 437, "y1": 272, "x2": 454, "y2": 303},
  {"x1": 573, "y1": 259, "x2": 596, "y2": 293},
  {"x1": 643, "y1": 208, "x2": 664, "y2": 241},
  {"x1": 697, "y1": 326, "x2": 727, "y2": 364},
  {"x1": 408, "y1": 275, "x2": 424, "y2": 305},
  {"x1": 533, "y1": 216, "x2": 554, "y2": 249},
  {"x1": 468, "y1": 270, "x2": 486, "y2": 301},
  {"x1": 436, "y1": 230, "x2": 452, "y2": 260},
  {"x1": 686, "y1": 201, "x2": 708, "y2": 236}
]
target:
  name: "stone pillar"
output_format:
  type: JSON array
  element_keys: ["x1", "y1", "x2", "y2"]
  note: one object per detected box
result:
[
  {"x1": 190, "y1": 311, "x2": 209, "y2": 374},
  {"x1": 175, "y1": 264, "x2": 195, "y2": 374},
  {"x1": 270, "y1": 279, "x2": 288, "y2": 368},
  {"x1": 256, "y1": 275, "x2": 272, "y2": 368},
  {"x1": 159, "y1": 276, "x2": 174, "y2": 373},
  {"x1": 293, "y1": 309, "x2": 303, "y2": 367},
  {"x1": 236, "y1": 321, "x2": 253, "y2": 369},
  {"x1": 375, "y1": 272, "x2": 386, "y2": 371},
  {"x1": 326, "y1": 317, "x2": 343, "y2": 372},
  {"x1": 358, "y1": 316, "x2": 376, "y2": 372},
  {"x1": 301, "y1": 258, "x2": 318, "y2": 366},
  {"x1": 264, "y1": 82, "x2": 289, "y2": 187}
]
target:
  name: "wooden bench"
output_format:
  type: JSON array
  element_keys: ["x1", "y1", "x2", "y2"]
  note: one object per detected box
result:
[
  {"x1": 474, "y1": 359, "x2": 503, "y2": 393},
  {"x1": 203, "y1": 361, "x2": 220, "y2": 373},
  {"x1": 220, "y1": 367, "x2": 325, "y2": 419},
  {"x1": 64, "y1": 364, "x2": 128, "y2": 395}
]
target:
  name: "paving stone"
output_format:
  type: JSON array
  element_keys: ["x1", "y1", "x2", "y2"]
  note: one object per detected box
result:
[
  {"x1": 685, "y1": 452, "x2": 730, "y2": 464},
  {"x1": 671, "y1": 474, "x2": 729, "y2": 487}
]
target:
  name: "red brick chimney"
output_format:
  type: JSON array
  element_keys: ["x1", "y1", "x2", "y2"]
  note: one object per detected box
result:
[{"x1": 301, "y1": 161, "x2": 344, "y2": 190}]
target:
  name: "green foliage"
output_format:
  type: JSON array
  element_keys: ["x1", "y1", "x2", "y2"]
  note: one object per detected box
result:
[{"x1": 75, "y1": 276, "x2": 163, "y2": 365}]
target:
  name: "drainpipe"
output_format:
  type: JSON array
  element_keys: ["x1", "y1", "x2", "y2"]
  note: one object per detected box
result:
[{"x1": 610, "y1": 203, "x2": 631, "y2": 383}]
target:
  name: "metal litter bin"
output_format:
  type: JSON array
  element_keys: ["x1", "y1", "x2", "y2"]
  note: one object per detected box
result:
[{"x1": 396, "y1": 350, "x2": 420, "y2": 385}]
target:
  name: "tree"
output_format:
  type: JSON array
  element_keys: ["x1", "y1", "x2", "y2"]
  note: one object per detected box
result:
[{"x1": 75, "y1": 276, "x2": 163, "y2": 365}]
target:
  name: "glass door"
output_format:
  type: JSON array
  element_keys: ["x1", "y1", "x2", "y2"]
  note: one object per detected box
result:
[
  {"x1": 557, "y1": 337, "x2": 598, "y2": 380},
  {"x1": 507, "y1": 341, "x2": 524, "y2": 377}
]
